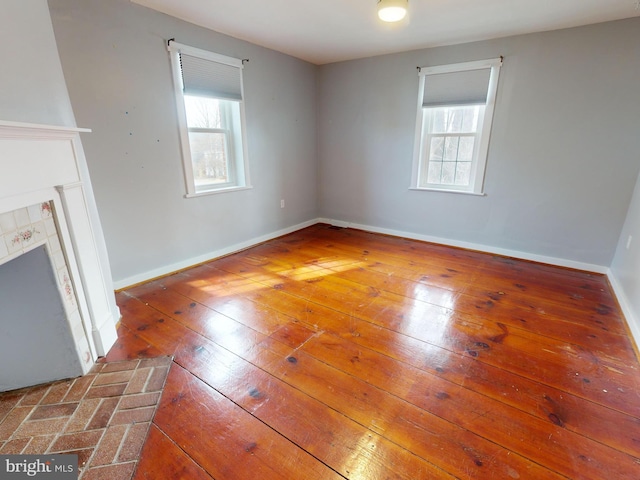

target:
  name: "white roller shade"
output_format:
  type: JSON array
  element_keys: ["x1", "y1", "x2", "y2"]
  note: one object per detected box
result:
[
  {"x1": 422, "y1": 68, "x2": 491, "y2": 107},
  {"x1": 169, "y1": 40, "x2": 244, "y2": 102},
  {"x1": 179, "y1": 53, "x2": 243, "y2": 101}
]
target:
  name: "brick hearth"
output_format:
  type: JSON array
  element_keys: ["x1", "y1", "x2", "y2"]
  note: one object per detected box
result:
[{"x1": 0, "y1": 356, "x2": 172, "y2": 480}]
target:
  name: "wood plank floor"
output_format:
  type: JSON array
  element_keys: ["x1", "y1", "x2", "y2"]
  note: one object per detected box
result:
[{"x1": 107, "y1": 224, "x2": 640, "y2": 479}]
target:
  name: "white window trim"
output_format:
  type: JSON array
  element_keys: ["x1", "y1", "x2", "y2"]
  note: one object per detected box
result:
[
  {"x1": 411, "y1": 57, "x2": 502, "y2": 195},
  {"x1": 168, "y1": 40, "x2": 252, "y2": 197},
  {"x1": 184, "y1": 186, "x2": 253, "y2": 199}
]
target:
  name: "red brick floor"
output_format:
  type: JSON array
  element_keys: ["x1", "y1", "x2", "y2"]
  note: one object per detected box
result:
[{"x1": 0, "y1": 356, "x2": 172, "y2": 480}]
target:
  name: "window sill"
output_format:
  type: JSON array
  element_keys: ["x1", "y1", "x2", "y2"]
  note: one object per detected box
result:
[
  {"x1": 409, "y1": 187, "x2": 486, "y2": 196},
  {"x1": 185, "y1": 185, "x2": 253, "y2": 198}
]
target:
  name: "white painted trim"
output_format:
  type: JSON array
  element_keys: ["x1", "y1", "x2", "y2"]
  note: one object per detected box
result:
[
  {"x1": 606, "y1": 269, "x2": 640, "y2": 352},
  {"x1": 0, "y1": 122, "x2": 119, "y2": 367},
  {"x1": 168, "y1": 43, "x2": 250, "y2": 197},
  {"x1": 317, "y1": 217, "x2": 608, "y2": 274},
  {"x1": 410, "y1": 74, "x2": 426, "y2": 189},
  {"x1": 0, "y1": 120, "x2": 90, "y2": 136},
  {"x1": 92, "y1": 311, "x2": 120, "y2": 357},
  {"x1": 409, "y1": 187, "x2": 486, "y2": 196},
  {"x1": 418, "y1": 57, "x2": 503, "y2": 76},
  {"x1": 113, "y1": 214, "x2": 635, "y2": 353},
  {"x1": 168, "y1": 47, "x2": 197, "y2": 196},
  {"x1": 411, "y1": 58, "x2": 502, "y2": 195},
  {"x1": 113, "y1": 218, "x2": 320, "y2": 289},
  {"x1": 473, "y1": 62, "x2": 501, "y2": 194},
  {"x1": 168, "y1": 40, "x2": 244, "y2": 69},
  {"x1": 184, "y1": 185, "x2": 253, "y2": 198},
  {"x1": 116, "y1": 214, "x2": 610, "y2": 295}
]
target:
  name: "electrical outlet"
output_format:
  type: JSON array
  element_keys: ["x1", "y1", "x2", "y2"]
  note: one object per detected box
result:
[
  {"x1": 627, "y1": 235, "x2": 633, "y2": 249},
  {"x1": 280, "y1": 199, "x2": 285, "y2": 208}
]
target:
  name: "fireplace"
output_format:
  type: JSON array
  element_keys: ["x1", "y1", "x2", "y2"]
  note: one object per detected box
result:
[
  {"x1": 0, "y1": 120, "x2": 119, "y2": 391},
  {"x1": 0, "y1": 244, "x2": 82, "y2": 390}
]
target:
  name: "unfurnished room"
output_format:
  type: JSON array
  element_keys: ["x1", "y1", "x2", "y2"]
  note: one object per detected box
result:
[{"x1": 1, "y1": 0, "x2": 640, "y2": 478}]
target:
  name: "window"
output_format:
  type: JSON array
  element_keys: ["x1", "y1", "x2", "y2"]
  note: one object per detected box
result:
[
  {"x1": 411, "y1": 58, "x2": 502, "y2": 194},
  {"x1": 168, "y1": 41, "x2": 251, "y2": 196}
]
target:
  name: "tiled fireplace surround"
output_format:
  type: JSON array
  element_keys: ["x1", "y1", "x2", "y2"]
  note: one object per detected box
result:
[
  {"x1": 0, "y1": 200, "x2": 92, "y2": 374},
  {"x1": 0, "y1": 121, "x2": 120, "y2": 385}
]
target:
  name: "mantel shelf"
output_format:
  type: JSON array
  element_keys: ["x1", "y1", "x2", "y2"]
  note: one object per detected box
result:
[{"x1": 0, "y1": 120, "x2": 91, "y2": 138}]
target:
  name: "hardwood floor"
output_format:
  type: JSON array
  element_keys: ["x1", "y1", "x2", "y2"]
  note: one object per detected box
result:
[{"x1": 107, "y1": 224, "x2": 640, "y2": 479}]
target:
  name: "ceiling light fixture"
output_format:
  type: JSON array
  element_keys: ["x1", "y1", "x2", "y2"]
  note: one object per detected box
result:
[{"x1": 377, "y1": 0, "x2": 408, "y2": 22}]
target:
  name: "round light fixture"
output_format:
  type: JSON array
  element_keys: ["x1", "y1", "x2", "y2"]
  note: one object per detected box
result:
[{"x1": 377, "y1": 0, "x2": 408, "y2": 22}]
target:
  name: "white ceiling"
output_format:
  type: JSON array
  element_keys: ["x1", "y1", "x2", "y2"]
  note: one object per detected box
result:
[{"x1": 132, "y1": 0, "x2": 640, "y2": 65}]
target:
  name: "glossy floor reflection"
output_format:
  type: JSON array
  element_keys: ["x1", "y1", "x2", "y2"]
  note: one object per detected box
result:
[{"x1": 110, "y1": 224, "x2": 640, "y2": 480}]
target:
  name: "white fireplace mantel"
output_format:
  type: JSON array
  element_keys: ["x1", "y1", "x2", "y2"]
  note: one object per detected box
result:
[{"x1": 0, "y1": 120, "x2": 119, "y2": 375}]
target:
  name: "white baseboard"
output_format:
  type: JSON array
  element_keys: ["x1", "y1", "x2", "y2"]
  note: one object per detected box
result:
[
  {"x1": 113, "y1": 218, "x2": 319, "y2": 289},
  {"x1": 606, "y1": 270, "x2": 640, "y2": 351},
  {"x1": 321, "y1": 218, "x2": 638, "y2": 352},
  {"x1": 317, "y1": 217, "x2": 608, "y2": 274},
  {"x1": 115, "y1": 215, "x2": 608, "y2": 286},
  {"x1": 113, "y1": 215, "x2": 639, "y2": 352},
  {"x1": 92, "y1": 311, "x2": 119, "y2": 358}
]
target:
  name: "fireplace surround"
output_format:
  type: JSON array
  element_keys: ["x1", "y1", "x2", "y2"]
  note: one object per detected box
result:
[{"x1": 0, "y1": 120, "x2": 119, "y2": 391}]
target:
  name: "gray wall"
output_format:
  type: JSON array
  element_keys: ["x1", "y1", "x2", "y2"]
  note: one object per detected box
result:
[
  {"x1": 0, "y1": 0, "x2": 75, "y2": 126},
  {"x1": 317, "y1": 18, "x2": 640, "y2": 267},
  {"x1": 49, "y1": 0, "x2": 319, "y2": 286},
  {"x1": 0, "y1": 0, "x2": 119, "y2": 327},
  {"x1": 610, "y1": 172, "x2": 640, "y2": 344},
  {"x1": 48, "y1": 1, "x2": 640, "y2": 285}
]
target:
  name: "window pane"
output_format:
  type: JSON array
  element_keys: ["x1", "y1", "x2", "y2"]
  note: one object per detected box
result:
[
  {"x1": 443, "y1": 137, "x2": 459, "y2": 161},
  {"x1": 431, "y1": 109, "x2": 446, "y2": 133},
  {"x1": 461, "y1": 106, "x2": 480, "y2": 132},
  {"x1": 188, "y1": 131, "x2": 230, "y2": 187},
  {"x1": 420, "y1": 104, "x2": 486, "y2": 188},
  {"x1": 455, "y1": 162, "x2": 472, "y2": 186},
  {"x1": 414, "y1": 59, "x2": 501, "y2": 194},
  {"x1": 441, "y1": 162, "x2": 456, "y2": 184},
  {"x1": 458, "y1": 136, "x2": 475, "y2": 161},
  {"x1": 427, "y1": 161, "x2": 442, "y2": 184},
  {"x1": 429, "y1": 137, "x2": 444, "y2": 160},
  {"x1": 445, "y1": 108, "x2": 463, "y2": 133},
  {"x1": 184, "y1": 95, "x2": 222, "y2": 129}
]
